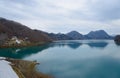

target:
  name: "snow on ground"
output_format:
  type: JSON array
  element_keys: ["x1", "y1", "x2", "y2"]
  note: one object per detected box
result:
[
  {"x1": 0, "y1": 57, "x2": 6, "y2": 59},
  {"x1": 0, "y1": 59, "x2": 19, "y2": 78}
]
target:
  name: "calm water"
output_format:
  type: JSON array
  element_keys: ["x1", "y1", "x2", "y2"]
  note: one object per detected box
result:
[{"x1": 0, "y1": 40, "x2": 120, "y2": 78}]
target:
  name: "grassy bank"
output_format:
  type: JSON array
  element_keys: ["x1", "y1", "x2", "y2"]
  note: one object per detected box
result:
[{"x1": 6, "y1": 58, "x2": 53, "y2": 78}]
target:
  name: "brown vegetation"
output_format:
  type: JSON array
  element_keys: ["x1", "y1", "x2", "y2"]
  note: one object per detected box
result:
[
  {"x1": 6, "y1": 58, "x2": 53, "y2": 78},
  {"x1": 0, "y1": 17, "x2": 52, "y2": 47}
]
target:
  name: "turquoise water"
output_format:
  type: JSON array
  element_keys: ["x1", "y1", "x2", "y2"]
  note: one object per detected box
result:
[{"x1": 0, "y1": 40, "x2": 120, "y2": 78}]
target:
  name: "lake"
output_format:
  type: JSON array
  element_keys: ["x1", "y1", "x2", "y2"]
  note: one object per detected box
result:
[{"x1": 0, "y1": 40, "x2": 120, "y2": 78}]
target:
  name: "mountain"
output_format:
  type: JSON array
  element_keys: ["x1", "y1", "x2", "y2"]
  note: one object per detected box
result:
[
  {"x1": 47, "y1": 33, "x2": 73, "y2": 40},
  {"x1": 114, "y1": 35, "x2": 120, "y2": 45},
  {"x1": 114, "y1": 35, "x2": 120, "y2": 42},
  {"x1": 47, "y1": 30, "x2": 113, "y2": 40},
  {"x1": 0, "y1": 17, "x2": 52, "y2": 47},
  {"x1": 66, "y1": 30, "x2": 112, "y2": 40},
  {"x1": 84, "y1": 30, "x2": 112, "y2": 39},
  {"x1": 0, "y1": 17, "x2": 114, "y2": 47},
  {"x1": 67, "y1": 31, "x2": 84, "y2": 40}
]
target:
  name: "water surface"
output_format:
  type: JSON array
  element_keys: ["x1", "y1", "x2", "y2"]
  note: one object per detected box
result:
[{"x1": 0, "y1": 40, "x2": 120, "y2": 78}]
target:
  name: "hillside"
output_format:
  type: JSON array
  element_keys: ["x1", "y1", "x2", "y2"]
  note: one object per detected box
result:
[
  {"x1": 0, "y1": 17, "x2": 52, "y2": 47},
  {"x1": 114, "y1": 35, "x2": 120, "y2": 42},
  {"x1": 114, "y1": 35, "x2": 120, "y2": 45}
]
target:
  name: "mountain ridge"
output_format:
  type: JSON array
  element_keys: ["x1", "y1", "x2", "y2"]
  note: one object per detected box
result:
[
  {"x1": 0, "y1": 17, "x2": 114, "y2": 47},
  {"x1": 84, "y1": 30, "x2": 113, "y2": 39},
  {"x1": 47, "y1": 30, "x2": 113, "y2": 40}
]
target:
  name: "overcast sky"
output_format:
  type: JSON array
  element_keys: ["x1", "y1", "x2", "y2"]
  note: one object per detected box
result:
[{"x1": 0, "y1": 0, "x2": 120, "y2": 34}]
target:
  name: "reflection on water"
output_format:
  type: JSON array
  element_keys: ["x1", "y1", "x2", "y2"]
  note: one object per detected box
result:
[
  {"x1": 52, "y1": 40, "x2": 109, "y2": 49},
  {"x1": 0, "y1": 44, "x2": 50, "y2": 59},
  {"x1": 50, "y1": 41, "x2": 83, "y2": 49},
  {"x1": 22, "y1": 40, "x2": 120, "y2": 78},
  {"x1": 66, "y1": 42, "x2": 82, "y2": 49},
  {"x1": 0, "y1": 40, "x2": 118, "y2": 59},
  {"x1": 0, "y1": 40, "x2": 120, "y2": 78},
  {"x1": 36, "y1": 57, "x2": 120, "y2": 78},
  {"x1": 86, "y1": 42, "x2": 108, "y2": 48}
]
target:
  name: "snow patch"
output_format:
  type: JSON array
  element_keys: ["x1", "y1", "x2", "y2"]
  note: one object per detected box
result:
[
  {"x1": 0, "y1": 60, "x2": 19, "y2": 78},
  {"x1": 0, "y1": 57, "x2": 6, "y2": 60},
  {"x1": 16, "y1": 39, "x2": 21, "y2": 44}
]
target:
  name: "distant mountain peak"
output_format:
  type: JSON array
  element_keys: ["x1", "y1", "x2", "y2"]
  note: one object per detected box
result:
[
  {"x1": 68, "y1": 31, "x2": 80, "y2": 34},
  {"x1": 85, "y1": 30, "x2": 112, "y2": 39},
  {"x1": 89, "y1": 30, "x2": 106, "y2": 33},
  {"x1": 67, "y1": 31, "x2": 82, "y2": 35},
  {"x1": 67, "y1": 31, "x2": 83, "y2": 40}
]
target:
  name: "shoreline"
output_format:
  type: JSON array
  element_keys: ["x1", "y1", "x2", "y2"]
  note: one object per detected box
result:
[
  {"x1": 0, "y1": 42, "x2": 51, "y2": 48},
  {"x1": 0, "y1": 57, "x2": 52, "y2": 78}
]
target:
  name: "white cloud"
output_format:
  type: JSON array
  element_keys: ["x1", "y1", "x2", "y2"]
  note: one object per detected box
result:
[
  {"x1": 0, "y1": 0, "x2": 120, "y2": 34},
  {"x1": 111, "y1": 19, "x2": 120, "y2": 27}
]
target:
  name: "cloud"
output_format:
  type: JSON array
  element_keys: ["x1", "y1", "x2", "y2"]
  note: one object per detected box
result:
[
  {"x1": 0, "y1": 0, "x2": 120, "y2": 34},
  {"x1": 89, "y1": 0, "x2": 120, "y2": 21}
]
